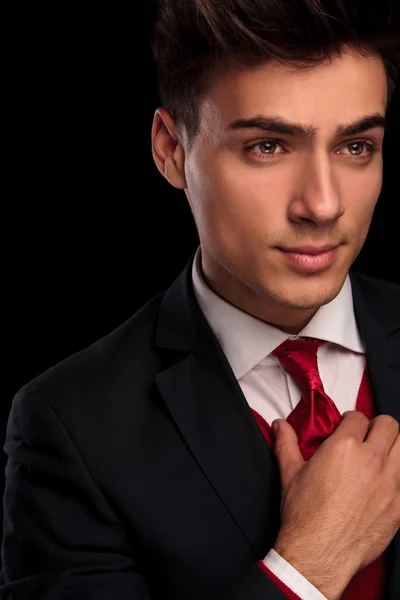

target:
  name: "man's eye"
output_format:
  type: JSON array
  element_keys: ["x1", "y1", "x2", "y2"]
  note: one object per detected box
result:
[{"x1": 245, "y1": 139, "x2": 379, "y2": 162}]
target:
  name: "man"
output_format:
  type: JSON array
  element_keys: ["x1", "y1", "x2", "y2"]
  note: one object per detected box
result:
[{"x1": 1, "y1": 1, "x2": 399, "y2": 599}]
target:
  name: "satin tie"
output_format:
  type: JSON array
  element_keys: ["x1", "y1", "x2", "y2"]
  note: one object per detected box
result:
[{"x1": 271, "y1": 337, "x2": 342, "y2": 461}]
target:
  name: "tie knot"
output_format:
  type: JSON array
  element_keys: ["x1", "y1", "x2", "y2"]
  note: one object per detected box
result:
[{"x1": 271, "y1": 337, "x2": 326, "y2": 391}]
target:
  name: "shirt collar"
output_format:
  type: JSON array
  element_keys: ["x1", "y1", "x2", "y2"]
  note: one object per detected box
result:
[{"x1": 191, "y1": 246, "x2": 365, "y2": 379}]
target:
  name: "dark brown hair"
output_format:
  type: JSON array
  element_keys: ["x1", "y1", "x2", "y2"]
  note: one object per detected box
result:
[{"x1": 149, "y1": 0, "x2": 400, "y2": 147}]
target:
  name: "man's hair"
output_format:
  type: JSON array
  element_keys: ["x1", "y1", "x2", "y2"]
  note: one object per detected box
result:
[{"x1": 149, "y1": 0, "x2": 400, "y2": 147}]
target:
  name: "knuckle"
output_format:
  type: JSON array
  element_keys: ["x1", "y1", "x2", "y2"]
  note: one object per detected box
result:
[
  {"x1": 355, "y1": 410, "x2": 369, "y2": 421},
  {"x1": 335, "y1": 434, "x2": 358, "y2": 455},
  {"x1": 274, "y1": 439, "x2": 285, "y2": 455},
  {"x1": 345, "y1": 410, "x2": 369, "y2": 422},
  {"x1": 376, "y1": 415, "x2": 399, "y2": 431},
  {"x1": 364, "y1": 448, "x2": 384, "y2": 470}
]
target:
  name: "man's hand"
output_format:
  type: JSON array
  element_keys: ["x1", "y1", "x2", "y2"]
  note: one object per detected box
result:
[{"x1": 271, "y1": 411, "x2": 400, "y2": 600}]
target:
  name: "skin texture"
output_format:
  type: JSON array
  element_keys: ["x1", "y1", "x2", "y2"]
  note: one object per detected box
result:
[{"x1": 151, "y1": 46, "x2": 387, "y2": 334}]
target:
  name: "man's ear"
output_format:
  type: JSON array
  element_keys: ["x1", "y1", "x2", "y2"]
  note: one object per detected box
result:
[{"x1": 151, "y1": 107, "x2": 187, "y2": 189}]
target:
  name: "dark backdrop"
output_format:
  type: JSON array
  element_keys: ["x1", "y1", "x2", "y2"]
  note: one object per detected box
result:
[{"x1": 2, "y1": 2, "x2": 399, "y2": 565}]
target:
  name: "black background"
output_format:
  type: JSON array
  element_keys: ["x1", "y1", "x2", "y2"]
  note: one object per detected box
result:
[{"x1": 2, "y1": 2, "x2": 399, "y2": 559}]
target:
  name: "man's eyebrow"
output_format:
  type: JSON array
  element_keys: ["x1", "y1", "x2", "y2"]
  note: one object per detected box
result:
[{"x1": 225, "y1": 113, "x2": 386, "y2": 138}]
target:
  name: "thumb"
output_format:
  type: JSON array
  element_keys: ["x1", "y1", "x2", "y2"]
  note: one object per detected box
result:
[{"x1": 271, "y1": 419, "x2": 304, "y2": 492}]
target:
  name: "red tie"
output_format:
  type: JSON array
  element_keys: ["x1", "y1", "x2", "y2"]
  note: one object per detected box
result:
[{"x1": 271, "y1": 337, "x2": 342, "y2": 461}]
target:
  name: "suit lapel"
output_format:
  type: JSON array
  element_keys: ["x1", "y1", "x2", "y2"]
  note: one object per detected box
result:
[
  {"x1": 350, "y1": 271, "x2": 400, "y2": 600},
  {"x1": 349, "y1": 271, "x2": 400, "y2": 422},
  {"x1": 154, "y1": 252, "x2": 281, "y2": 558}
]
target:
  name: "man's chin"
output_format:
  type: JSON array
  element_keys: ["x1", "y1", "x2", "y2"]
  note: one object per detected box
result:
[{"x1": 267, "y1": 271, "x2": 347, "y2": 310}]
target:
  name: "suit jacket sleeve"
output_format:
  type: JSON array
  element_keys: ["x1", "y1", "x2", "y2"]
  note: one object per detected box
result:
[{"x1": 0, "y1": 388, "x2": 298, "y2": 600}]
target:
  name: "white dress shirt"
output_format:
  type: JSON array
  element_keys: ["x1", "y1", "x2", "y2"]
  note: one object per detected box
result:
[{"x1": 191, "y1": 246, "x2": 366, "y2": 600}]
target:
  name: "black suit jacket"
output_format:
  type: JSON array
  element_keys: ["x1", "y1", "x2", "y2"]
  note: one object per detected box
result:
[{"x1": 1, "y1": 252, "x2": 399, "y2": 600}]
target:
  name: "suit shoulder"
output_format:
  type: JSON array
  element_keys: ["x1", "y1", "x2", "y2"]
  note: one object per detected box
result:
[
  {"x1": 351, "y1": 270, "x2": 400, "y2": 304},
  {"x1": 18, "y1": 289, "x2": 166, "y2": 401}
]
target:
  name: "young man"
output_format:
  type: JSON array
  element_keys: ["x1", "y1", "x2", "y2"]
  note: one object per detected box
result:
[{"x1": 1, "y1": 1, "x2": 399, "y2": 599}]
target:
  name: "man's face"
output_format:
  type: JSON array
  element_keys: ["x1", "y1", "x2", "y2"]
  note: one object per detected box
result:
[{"x1": 154, "y1": 47, "x2": 387, "y2": 332}]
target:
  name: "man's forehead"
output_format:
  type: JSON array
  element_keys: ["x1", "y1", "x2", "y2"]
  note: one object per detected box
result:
[{"x1": 197, "y1": 57, "x2": 386, "y2": 138}]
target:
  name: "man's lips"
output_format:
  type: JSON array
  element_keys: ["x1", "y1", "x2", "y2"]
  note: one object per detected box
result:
[
  {"x1": 277, "y1": 244, "x2": 339, "y2": 255},
  {"x1": 276, "y1": 245, "x2": 341, "y2": 272}
]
